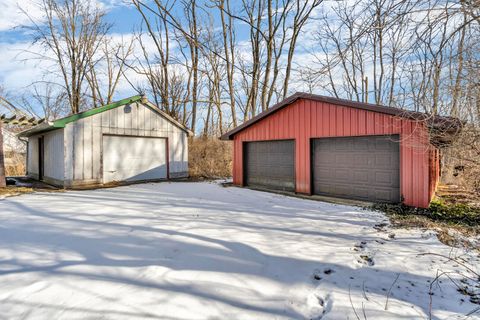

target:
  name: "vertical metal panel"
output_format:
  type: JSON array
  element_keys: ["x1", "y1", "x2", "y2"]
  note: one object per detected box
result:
[
  {"x1": 428, "y1": 149, "x2": 440, "y2": 201},
  {"x1": 64, "y1": 123, "x2": 74, "y2": 182},
  {"x1": 92, "y1": 113, "x2": 102, "y2": 179},
  {"x1": 232, "y1": 98, "x2": 435, "y2": 208},
  {"x1": 73, "y1": 121, "x2": 84, "y2": 181},
  {"x1": 83, "y1": 117, "x2": 93, "y2": 180},
  {"x1": 27, "y1": 129, "x2": 65, "y2": 182},
  {"x1": 27, "y1": 136, "x2": 39, "y2": 175}
]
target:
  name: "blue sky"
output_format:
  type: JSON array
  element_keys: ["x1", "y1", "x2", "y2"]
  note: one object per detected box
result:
[
  {"x1": 0, "y1": 0, "x2": 261, "y2": 108},
  {"x1": 0, "y1": 0, "x2": 377, "y2": 119},
  {"x1": 0, "y1": 1, "x2": 145, "y2": 100}
]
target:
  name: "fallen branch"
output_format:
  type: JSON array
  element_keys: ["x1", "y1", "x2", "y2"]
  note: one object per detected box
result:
[{"x1": 385, "y1": 273, "x2": 400, "y2": 310}]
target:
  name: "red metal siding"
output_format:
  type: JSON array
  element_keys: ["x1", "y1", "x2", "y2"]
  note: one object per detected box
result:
[
  {"x1": 233, "y1": 98, "x2": 437, "y2": 208},
  {"x1": 428, "y1": 148, "x2": 440, "y2": 201}
]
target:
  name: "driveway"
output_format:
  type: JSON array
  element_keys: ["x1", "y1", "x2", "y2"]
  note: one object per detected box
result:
[{"x1": 0, "y1": 182, "x2": 478, "y2": 319}]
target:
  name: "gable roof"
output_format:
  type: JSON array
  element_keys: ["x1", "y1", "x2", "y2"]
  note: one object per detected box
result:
[
  {"x1": 18, "y1": 95, "x2": 193, "y2": 137},
  {"x1": 220, "y1": 92, "x2": 463, "y2": 143}
]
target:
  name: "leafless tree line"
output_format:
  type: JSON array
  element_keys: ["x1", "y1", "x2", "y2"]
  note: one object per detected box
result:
[
  {"x1": 126, "y1": 0, "x2": 323, "y2": 135},
  {"x1": 302, "y1": 0, "x2": 479, "y2": 120},
  {"x1": 6, "y1": 0, "x2": 480, "y2": 136}
]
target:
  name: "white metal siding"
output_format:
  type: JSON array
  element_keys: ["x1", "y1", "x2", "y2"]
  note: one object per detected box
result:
[
  {"x1": 64, "y1": 102, "x2": 188, "y2": 186},
  {"x1": 27, "y1": 137, "x2": 39, "y2": 176},
  {"x1": 26, "y1": 129, "x2": 64, "y2": 183},
  {"x1": 43, "y1": 129, "x2": 64, "y2": 181},
  {"x1": 102, "y1": 135, "x2": 167, "y2": 183}
]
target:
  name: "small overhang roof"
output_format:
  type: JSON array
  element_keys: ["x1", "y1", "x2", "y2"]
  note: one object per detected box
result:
[
  {"x1": 17, "y1": 121, "x2": 57, "y2": 138},
  {"x1": 220, "y1": 92, "x2": 463, "y2": 146},
  {"x1": 18, "y1": 95, "x2": 193, "y2": 137}
]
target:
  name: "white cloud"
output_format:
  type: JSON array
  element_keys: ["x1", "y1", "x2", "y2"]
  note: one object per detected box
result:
[
  {"x1": 0, "y1": 41, "x2": 49, "y2": 89},
  {"x1": 0, "y1": 0, "x2": 44, "y2": 32},
  {"x1": 0, "y1": 0, "x2": 131, "y2": 32}
]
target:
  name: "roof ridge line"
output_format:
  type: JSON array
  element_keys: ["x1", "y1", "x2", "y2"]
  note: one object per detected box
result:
[{"x1": 53, "y1": 95, "x2": 143, "y2": 128}]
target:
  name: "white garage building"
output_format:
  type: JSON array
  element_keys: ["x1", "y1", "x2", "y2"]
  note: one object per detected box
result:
[{"x1": 18, "y1": 95, "x2": 191, "y2": 187}]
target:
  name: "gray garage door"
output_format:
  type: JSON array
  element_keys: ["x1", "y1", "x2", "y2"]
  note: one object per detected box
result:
[
  {"x1": 244, "y1": 140, "x2": 295, "y2": 191},
  {"x1": 312, "y1": 135, "x2": 400, "y2": 203}
]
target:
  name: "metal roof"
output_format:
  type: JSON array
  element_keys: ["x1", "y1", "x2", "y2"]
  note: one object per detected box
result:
[
  {"x1": 220, "y1": 92, "x2": 463, "y2": 141},
  {"x1": 18, "y1": 95, "x2": 193, "y2": 137}
]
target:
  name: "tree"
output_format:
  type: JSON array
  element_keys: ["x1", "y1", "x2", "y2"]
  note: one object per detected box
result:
[
  {"x1": 20, "y1": 84, "x2": 68, "y2": 120},
  {"x1": 22, "y1": 0, "x2": 111, "y2": 114},
  {"x1": 0, "y1": 122, "x2": 5, "y2": 188},
  {"x1": 0, "y1": 89, "x2": 19, "y2": 188},
  {"x1": 86, "y1": 36, "x2": 135, "y2": 107}
]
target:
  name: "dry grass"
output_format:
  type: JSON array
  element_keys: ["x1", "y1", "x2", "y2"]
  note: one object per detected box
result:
[
  {"x1": 0, "y1": 186, "x2": 33, "y2": 197},
  {"x1": 371, "y1": 187, "x2": 480, "y2": 249},
  {"x1": 4, "y1": 152, "x2": 26, "y2": 176},
  {"x1": 387, "y1": 213, "x2": 479, "y2": 248},
  {"x1": 188, "y1": 137, "x2": 232, "y2": 179},
  {"x1": 442, "y1": 126, "x2": 480, "y2": 195}
]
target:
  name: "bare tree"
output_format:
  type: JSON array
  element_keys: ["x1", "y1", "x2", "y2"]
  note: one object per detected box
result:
[
  {"x1": 281, "y1": 0, "x2": 323, "y2": 99},
  {"x1": 131, "y1": 0, "x2": 201, "y2": 133},
  {"x1": 22, "y1": 0, "x2": 111, "y2": 114},
  {"x1": 86, "y1": 36, "x2": 135, "y2": 107},
  {"x1": 215, "y1": 0, "x2": 238, "y2": 127},
  {"x1": 0, "y1": 122, "x2": 5, "y2": 188}
]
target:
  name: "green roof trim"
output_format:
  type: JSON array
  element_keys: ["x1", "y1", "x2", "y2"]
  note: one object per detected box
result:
[
  {"x1": 52, "y1": 95, "x2": 143, "y2": 128},
  {"x1": 18, "y1": 94, "x2": 192, "y2": 138}
]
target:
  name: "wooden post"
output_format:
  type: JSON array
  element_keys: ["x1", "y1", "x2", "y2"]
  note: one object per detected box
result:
[{"x1": 0, "y1": 121, "x2": 6, "y2": 188}]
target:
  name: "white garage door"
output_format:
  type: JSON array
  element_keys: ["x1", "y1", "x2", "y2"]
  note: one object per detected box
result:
[{"x1": 103, "y1": 135, "x2": 168, "y2": 183}]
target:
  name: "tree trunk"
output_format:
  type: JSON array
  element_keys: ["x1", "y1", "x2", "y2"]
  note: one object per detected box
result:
[{"x1": 0, "y1": 123, "x2": 6, "y2": 188}]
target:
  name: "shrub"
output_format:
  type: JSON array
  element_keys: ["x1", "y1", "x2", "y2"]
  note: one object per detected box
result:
[
  {"x1": 4, "y1": 152, "x2": 25, "y2": 176},
  {"x1": 188, "y1": 136, "x2": 232, "y2": 179},
  {"x1": 442, "y1": 126, "x2": 480, "y2": 194}
]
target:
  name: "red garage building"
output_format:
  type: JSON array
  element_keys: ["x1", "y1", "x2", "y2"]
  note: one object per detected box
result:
[{"x1": 221, "y1": 93, "x2": 461, "y2": 208}]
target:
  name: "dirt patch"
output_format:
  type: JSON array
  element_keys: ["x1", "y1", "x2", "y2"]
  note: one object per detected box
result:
[
  {"x1": 0, "y1": 177, "x2": 63, "y2": 198},
  {"x1": 390, "y1": 214, "x2": 479, "y2": 248},
  {"x1": 370, "y1": 184, "x2": 480, "y2": 250}
]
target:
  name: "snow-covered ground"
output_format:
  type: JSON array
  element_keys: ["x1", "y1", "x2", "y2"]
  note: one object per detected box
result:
[{"x1": 0, "y1": 182, "x2": 478, "y2": 320}]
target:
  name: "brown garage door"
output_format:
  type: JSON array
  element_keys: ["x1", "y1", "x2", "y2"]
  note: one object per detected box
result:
[
  {"x1": 244, "y1": 140, "x2": 295, "y2": 191},
  {"x1": 312, "y1": 135, "x2": 400, "y2": 203}
]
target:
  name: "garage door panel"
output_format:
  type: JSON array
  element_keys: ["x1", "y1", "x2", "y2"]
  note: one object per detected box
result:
[
  {"x1": 353, "y1": 140, "x2": 368, "y2": 150},
  {"x1": 103, "y1": 135, "x2": 167, "y2": 183},
  {"x1": 354, "y1": 171, "x2": 369, "y2": 183},
  {"x1": 313, "y1": 135, "x2": 400, "y2": 203},
  {"x1": 375, "y1": 171, "x2": 395, "y2": 185},
  {"x1": 244, "y1": 140, "x2": 295, "y2": 191}
]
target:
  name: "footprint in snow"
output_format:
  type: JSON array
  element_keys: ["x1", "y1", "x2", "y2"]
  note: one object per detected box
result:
[
  {"x1": 311, "y1": 269, "x2": 323, "y2": 281},
  {"x1": 373, "y1": 222, "x2": 389, "y2": 232},
  {"x1": 306, "y1": 292, "x2": 329, "y2": 320},
  {"x1": 359, "y1": 254, "x2": 375, "y2": 266},
  {"x1": 311, "y1": 268, "x2": 335, "y2": 282},
  {"x1": 352, "y1": 240, "x2": 375, "y2": 266},
  {"x1": 352, "y1": 241, "x2": 367, "y2": 252}
]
